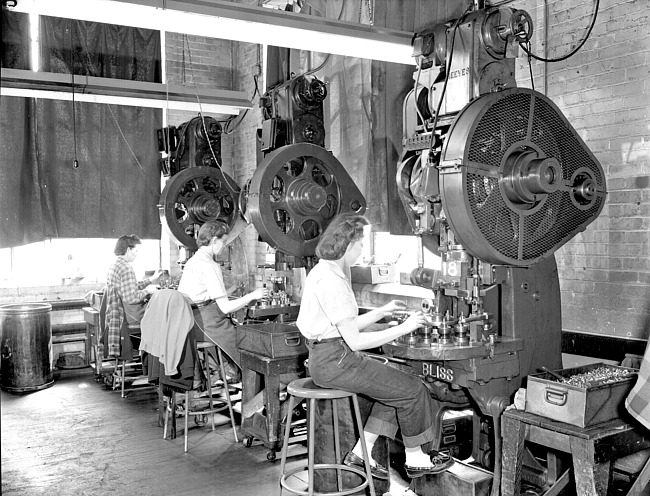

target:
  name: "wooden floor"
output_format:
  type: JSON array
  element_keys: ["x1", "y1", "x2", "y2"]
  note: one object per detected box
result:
[
  {"x1": 1, "y1": 370, "x2": 411, "y2": 496},
  {"x1": 0, "y1": 370, "x2": 306, "y2": 496}
]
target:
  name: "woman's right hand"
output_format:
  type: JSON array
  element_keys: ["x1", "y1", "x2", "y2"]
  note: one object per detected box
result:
[
  {"x1": 249, "y1": 287, "x2": 269, "y2": 302},
  {"x1": 402, "y1": 310, "x2": 426, "y2": 333}
]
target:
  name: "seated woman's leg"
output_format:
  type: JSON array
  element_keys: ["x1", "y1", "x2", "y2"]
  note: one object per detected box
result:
[
  {"x1": 192, "y1": 305, "x2": 241, "y2": 369},
  {"x1": 307, "y1": 339, "x2": 451, "y2": 476}
]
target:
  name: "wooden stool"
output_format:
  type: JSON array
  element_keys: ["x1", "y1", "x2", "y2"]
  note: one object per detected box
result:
[
  {"x1": 163, "y1": 342, "x2": 239, "y2": 452},
  {"x1": 501, "y1": 409, "x2": 650, "y2": 495},
  {"x1": 279, "y1": 378, "x2": 376, "y2": 496},
  {"x1": 196, "y1": 341, "x2": 239, "y2": 442}
]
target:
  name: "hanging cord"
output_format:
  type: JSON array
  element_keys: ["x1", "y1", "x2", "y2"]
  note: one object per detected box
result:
[
  {"x1": 182, "y1": 34, "x2": 240, "y2": 193},
  {"x1": 302, "y1": 0, "x2": 346, "y2": 77},
  {"x1": 526, "y1": 42, "x2": 535, "y2": 91},
  {"x1": 412, "y1": 57, "x2": 428, "y2": 130},
  {"x1": 221, "y1": 69, "x2": 262, "y2": 136},
  {"x1": 426, "y1": 2, "x2": 474, "y2": 159},
  {"x1": 519, "y1": 0, "x2": 599, "y2": 63},
  {"x1": 357, "y1": 0, "x2": 374, "y2": 25},
  {"x1": 71, "y1": 20, "x2": 159, "y2": 194},
  {"x1": 106, "y1": 104, "x2": 161, "y2": 197},
  {"x1": 68, "y1": 24, "x2": 79, "y2": 169}
]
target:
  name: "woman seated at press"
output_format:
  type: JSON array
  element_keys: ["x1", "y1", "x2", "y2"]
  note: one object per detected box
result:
[
  {"x1": 178, "y1": 220, "x2": 268, "y2": 378},
  {"x1": 296, "y1": 213, "x2": 453, "y2": 479}
]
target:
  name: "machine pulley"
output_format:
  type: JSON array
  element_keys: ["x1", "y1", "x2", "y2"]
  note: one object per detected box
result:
[
  {"x1": 247, "y1": 143, "x2": 366, "y2": 257},
  {"x1": 159, "y1": 166, "x2": 241, "y2": 251}
]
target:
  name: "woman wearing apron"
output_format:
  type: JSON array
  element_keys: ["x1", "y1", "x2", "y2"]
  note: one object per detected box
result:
[{"x1": 178, "y1": 221, "x2": 268, "y2": 376}]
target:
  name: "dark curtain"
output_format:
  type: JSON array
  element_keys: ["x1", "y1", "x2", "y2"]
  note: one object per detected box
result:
[
  {"x1": 1, "y1": 9, "x2": 30, "y2": 69},
  {"x1": 39, "y1": 16, "x2": 161, "y2": 81},
  {"x1": 0, "y1": 14, "x2": 162, "y2": 248}
]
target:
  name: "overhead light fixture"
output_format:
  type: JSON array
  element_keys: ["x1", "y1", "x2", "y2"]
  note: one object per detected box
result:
[{"x1": 11, "y1": 0, "x2": 414, "y2": 65}]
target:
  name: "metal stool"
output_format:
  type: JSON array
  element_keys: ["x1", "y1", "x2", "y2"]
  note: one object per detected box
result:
[{"x1": 279, "y1": 378, "x2": 376, "y2": 496}]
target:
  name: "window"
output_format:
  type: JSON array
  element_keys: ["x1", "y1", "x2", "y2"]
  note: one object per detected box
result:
[
  {"x1": 371, "y1": 231, "x2": 441, "y2": 275},
  {"x1": 0, "y1": 239, "x2": 161, "y2": 288}
]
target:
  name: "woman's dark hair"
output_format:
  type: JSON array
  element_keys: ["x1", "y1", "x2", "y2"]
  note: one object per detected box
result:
[
  {"x1": 114, "y1": 234, "x2": 142, "y2": 256},
  {"x1": 315, "y1": 214, "x2": 368, "y2": 260},
  {"x1": 196, "y1": 220, "x2": 230, "y2": 248}
]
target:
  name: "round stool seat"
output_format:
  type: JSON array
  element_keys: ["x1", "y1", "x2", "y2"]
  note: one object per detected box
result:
[
  {"x1": 196, "y1": 341, "x2": 215, "y2": 350},
  {"x1": 279, "y1": 378, "x2": 376, "y2": 496},
  {"x1": 287, "y1": 378, "x2": 354, "y2": 400}
]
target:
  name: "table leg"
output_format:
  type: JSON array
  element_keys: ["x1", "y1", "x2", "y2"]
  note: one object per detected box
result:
[
  {"x1": 501, "y1": 413, "x2": 527, "y2": 496},
  {"x1": 265, "y1": 372, "x2": 282, "y2": 448},
  {"x1": 570, "y1": 437, "x2": 612, "y2": 496}
]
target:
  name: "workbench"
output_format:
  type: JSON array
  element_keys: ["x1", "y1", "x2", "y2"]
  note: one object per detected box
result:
[{"x1": 239, "y1": 350, "x2": 306, "y2": 460}]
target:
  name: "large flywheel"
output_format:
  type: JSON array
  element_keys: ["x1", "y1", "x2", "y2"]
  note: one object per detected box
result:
[
  {"x1": 247, "y1": 143, "x2": 366, "y2": 257},
  {"x1": 159, "y1": 166, "x2": 240, "y2": 251},
  {"x1": 440, "y1": 88, "x2": 606, "y2": 266}
]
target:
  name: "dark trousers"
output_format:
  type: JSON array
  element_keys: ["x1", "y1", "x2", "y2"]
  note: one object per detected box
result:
[{"x1": 306, "y1": 338, "x2": 440, "y2": 449}]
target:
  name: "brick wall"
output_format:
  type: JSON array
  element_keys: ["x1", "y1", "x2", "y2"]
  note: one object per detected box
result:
[
  {"x1": 162, "y1": 0, "x2": 649, "y2": 340},
  {"x1": 163, "y1": 27, "x2": 266, "y2": 289},
  {"x1": 229, "y1": 39, "x2": 267, "y2": 288},
  {"x1": 513, "y1": 0, "x2": 650, "y2": 340}
]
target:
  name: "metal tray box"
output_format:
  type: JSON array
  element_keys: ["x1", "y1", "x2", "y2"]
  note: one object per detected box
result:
[
  {"x1": 525, "y1": 363, "x2": 638, "y2": 428},
  {"x1": 236, "y1": 322, "x2": 307, "y2": 358}
]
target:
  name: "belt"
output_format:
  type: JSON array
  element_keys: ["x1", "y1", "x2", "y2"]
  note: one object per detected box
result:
[
  {"x1": 307, "y1": 337, "x2": 343, "y2": 346},
  {"x1": 193, "y1": 299, "x2": 214, "y2": 309}
]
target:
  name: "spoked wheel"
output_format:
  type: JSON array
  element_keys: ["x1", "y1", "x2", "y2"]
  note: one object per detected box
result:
[
  {"x1": 159, "y1": 166, "x2": 241, "y2": 251},
  {"x1": 248, "y1": 143, "x2": 366, "y2": 257}
]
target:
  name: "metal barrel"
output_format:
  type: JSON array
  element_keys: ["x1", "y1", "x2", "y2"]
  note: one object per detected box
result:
[{"x1": 0, "y1": 303, "x2": 54, "y2": 393}]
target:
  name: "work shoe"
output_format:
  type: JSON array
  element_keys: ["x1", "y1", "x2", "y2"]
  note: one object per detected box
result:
[
  {"x1": 404, "y1": 450, "x2": 454, "y2": 478},
  {"x1": 343, "y1": 451, "x2": 389, "y2": 479}
]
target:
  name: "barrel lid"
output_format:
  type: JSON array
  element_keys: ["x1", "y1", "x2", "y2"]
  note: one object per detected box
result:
[{"x1": 0, "y1": 303, "x2": 52, "y2": 314}]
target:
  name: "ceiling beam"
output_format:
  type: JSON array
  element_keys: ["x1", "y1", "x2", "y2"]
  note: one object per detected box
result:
[
  {"x1": 1, "y1": 68, "x2": 253, "y2": 115},
  {"x1": 10, "y1": 0, "x2": 415, "y2": 65}
]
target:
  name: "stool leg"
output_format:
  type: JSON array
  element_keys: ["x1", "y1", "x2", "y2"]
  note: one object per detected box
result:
[
  {"x1": 216, "y1": 347, "x2": 239, "y2": 443},
  {"x1": 112, "y1": 358, "x2": 119, "y2": 389},
  {"x1": 121, "y1": 359, "x2": 126, "y2": 398},
  {"x1": 203, "y1": 347, "x2": 216, "y2": 431},
  {"x1": 308, "y1": 397, "x2": 316, "y2": 496},
  {"x1": 332, "y1": 398, "x2": 343, "y2": 491},
  {"x1": 184, "y1": 391, "x2": 190, "y2": 453},
  {"x1": 163, "y1": 393, "x2": 170, "y2": 440},
  {"x1": 279, "y1": 393, "x2": 296, "y2": 495},
  {"x1": 351, "y1": 394, "x2": 376, "y2": 496}
]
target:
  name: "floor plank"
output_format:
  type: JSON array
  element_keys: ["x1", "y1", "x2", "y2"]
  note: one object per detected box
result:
[{"x1": 1, "y1": 374, "x2": 304, "y2": 496}]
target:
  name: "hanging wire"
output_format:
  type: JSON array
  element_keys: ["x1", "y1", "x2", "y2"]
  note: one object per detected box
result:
[
  {"x1": 426, "y1": 2, "x2": 474, "y2": 159},
  {"x1": 519, "y1": 0, "x2": 599, "y2": 63},
  {"x1": 526, "y1": 42, "x2": 536, "y2": 91},
  {"x1": 182, "y1": 34, "x2": 241, "y2": 193},
  {"x1": 106, "y1": 104, "x2": 161, "y2": 197},
  {"x1": 70, "y1": 20, "x2": 159, "y2": 194},
  {"x1": 68, "y1": 23, "x2": 79, "y2": 169},
  {"x1": 412, "y1": 58, "x2": 427, "y2": 130}
]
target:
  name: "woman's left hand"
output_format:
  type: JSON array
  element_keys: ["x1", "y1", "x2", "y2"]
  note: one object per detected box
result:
[{"x1": 381, "y1": 299, "x2": 407, "y2": 317}]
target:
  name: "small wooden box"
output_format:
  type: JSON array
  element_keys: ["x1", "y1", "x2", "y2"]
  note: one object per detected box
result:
[
  {"x1": 526, "y1": 363, "x2": 638, "y2": 427},
  {"x1": 236, "y1": 322, "x2": 307, "y2": 358}
]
